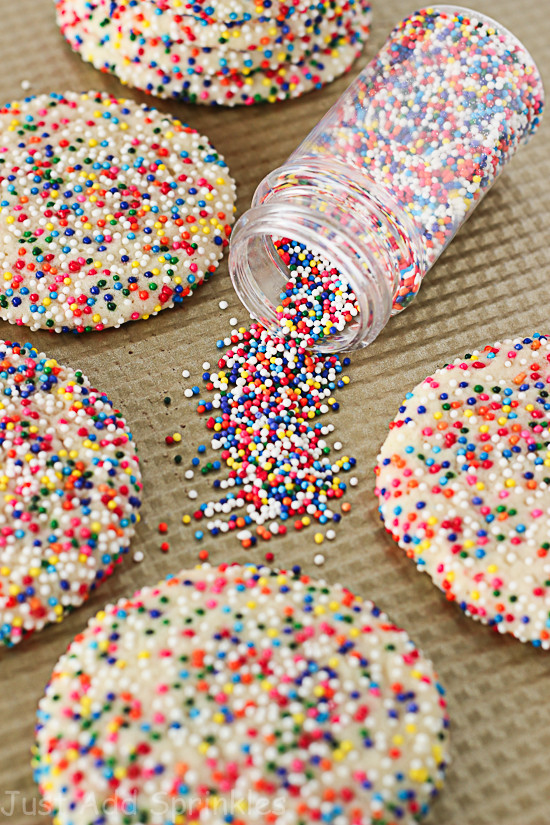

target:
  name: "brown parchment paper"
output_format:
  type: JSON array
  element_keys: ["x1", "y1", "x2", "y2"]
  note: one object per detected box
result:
[{"x1": 0, "y1": 0, "x2": 549, "y2": 823}]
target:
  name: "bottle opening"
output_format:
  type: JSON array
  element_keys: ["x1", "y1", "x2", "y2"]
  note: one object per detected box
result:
[
  {"x1": 229, "y1": 161, "x2": 427, "y2": 352},
  {"x1": 228, "y1": 203, "x2": 392, "y2": 353}
]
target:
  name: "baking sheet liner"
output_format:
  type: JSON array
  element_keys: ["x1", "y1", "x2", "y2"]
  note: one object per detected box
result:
[{"x1": 0, "y1": 1, "x2": 549, "y2": 823}]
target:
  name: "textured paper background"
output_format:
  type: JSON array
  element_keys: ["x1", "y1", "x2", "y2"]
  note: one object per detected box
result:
[{"x1": 0, "y1": 1, "x2": 549, "y2": 823}]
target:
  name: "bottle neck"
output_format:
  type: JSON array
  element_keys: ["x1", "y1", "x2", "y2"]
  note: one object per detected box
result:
[{"x1": 229, "y1": 160, "x2": 426, "y2": 352}]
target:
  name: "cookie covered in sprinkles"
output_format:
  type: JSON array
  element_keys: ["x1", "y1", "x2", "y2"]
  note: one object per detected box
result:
[
  {"x1": 33, "y1": 563, "x2": 449, "y2": 825},
  {"x1": 55, "y1": 0, "x2": 372, "y2": 106},
  {"x1": 0, "y1": 91, "x2": 236, "y2": 332},
  {"x1": 376, "y1": 334, "x2": 550, "y2": 648},
  {"x1": 0, "y1": 340, "x2": 142, "y2": 647}
]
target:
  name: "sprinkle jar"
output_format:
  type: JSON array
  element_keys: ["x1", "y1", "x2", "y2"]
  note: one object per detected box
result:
[{"x1": 230, "y1": 6, "x2": 544, "y2": 351}]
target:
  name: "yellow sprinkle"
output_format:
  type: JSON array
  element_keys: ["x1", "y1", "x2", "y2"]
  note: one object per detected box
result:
[{"x1": 409, "y1": 768, "x2": 429, "y2": 783}]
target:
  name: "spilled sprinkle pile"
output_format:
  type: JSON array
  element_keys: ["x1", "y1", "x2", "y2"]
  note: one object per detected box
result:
[{"x1": 181, "y1": 240, "x2": 359, "y2": 557}]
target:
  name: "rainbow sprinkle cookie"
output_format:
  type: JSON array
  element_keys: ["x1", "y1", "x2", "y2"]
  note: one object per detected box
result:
[
  {"x1": 375, "y1": 334, "x2": 550, "y2": 648},
  {"x1": 0, "y1": 340, "x2": 141, "y2": 647},
  {"x1": 55, "y1": 0, "x2": 372, "y2": 106},
  {"x1": 34, "y1": 563, "x2": 449, "y2": 825},
  {"x1": 0, "y1": 91, "x2": 236, "y2": 332}
]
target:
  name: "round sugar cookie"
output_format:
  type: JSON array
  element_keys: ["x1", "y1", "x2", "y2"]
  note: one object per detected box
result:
[
  {"x1": 375, "y1": 333, "x2": 550, "y2": 648},
  {"x1": 140, "y1": 37, "x2": 368, "y2": 107},
  {"x1": 0, "y1": 339, "x2": 142, "y2": 647},
  {"x1": 34, "y1": 563, "x2": 449, "y2": 825},
  {"x1": 96, "y1": 13, "x2": 369, "y2": 77},
  {"x1": 57, "y1": 0, "x2": 370, "y2": 55},
  {"x1": 55, "y1": 0, "x2": 371, "y2": 105},
  {"x1": 0, "y1": 91, "x2": 236, "y2": 332}
]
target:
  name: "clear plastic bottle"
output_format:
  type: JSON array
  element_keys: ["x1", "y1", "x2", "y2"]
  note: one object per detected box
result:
[{"x1": 229, "y1": 6, "x2": 544, "y2": 352}]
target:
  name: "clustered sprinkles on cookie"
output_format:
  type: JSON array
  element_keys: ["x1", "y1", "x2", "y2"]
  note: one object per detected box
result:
[
  {"x1": 34, "y1": 563, "x2": 449, "y2": 825},
  {"x1": 325, "y1": 7, "x2": 544, "y2": 312},
  {"x1": 0, "y1": 91, "x2": 235, "y2": 332},
  {"x1": 376, "y1": 334, "x2": 550, "y2": 648},
  {"x1": 56, "y1": 0, "x2": 372, "y2": 106},
  {"x1": 0, "y1": 340, "x2": 142, "y2": 647}
]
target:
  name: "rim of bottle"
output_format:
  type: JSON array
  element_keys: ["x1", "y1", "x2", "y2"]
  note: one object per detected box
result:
[
  {"x1": 228, "y1": 199, "x2": 394, "y2": 353},
  {"x1": 229, "y1": 159, "x2": 428, "y2": 352}
]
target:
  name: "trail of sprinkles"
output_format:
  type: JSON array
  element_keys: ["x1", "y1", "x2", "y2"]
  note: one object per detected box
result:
[
  {"x1": 376, "y1": 334, "x2": 550, "y2": 648},
  {"x1": 312, "y1": 7, "x2": 544, "y2": 313},
  {"x1": 183, "y1": 320, "x2": 355, "y2": 549},
  {"x1": 182, "y1": 337, "x2": 354, "y2": 550},
  {"x1": 178, "y1": 239, "x2": 360, "y2": 553},
  {"x1": 34, "y1": 563, "x2": 449, "y2": 825},
  {"x1": 0, "y1": 340, "x2": 141, "y2": 647},
  {"x1": 0, "y1": 91, "x2": 235, "y2": 332},
  {"x1": 56, "y1": 0, "x2": 372, "y2": 106}
]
